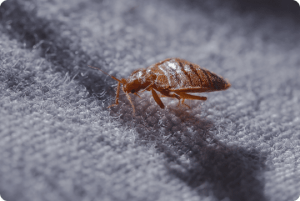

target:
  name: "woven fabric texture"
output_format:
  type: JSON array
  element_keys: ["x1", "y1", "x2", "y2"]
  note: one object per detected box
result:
[{"x1": 0, "y1": 0, "x2": 300, "y2": 201}]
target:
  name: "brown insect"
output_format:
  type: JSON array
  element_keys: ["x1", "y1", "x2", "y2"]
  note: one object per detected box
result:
[{"x1": 89, "y1": 58, "x2": 231, "y2": 114}]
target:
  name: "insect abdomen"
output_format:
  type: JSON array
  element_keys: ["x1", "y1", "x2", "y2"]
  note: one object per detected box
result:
[
  {"x1": 151, "y1": 58, "x2": 230, "y2": 91},
  {"x1": 194, "y1": 67, "x2": 229, "y2": 90}
]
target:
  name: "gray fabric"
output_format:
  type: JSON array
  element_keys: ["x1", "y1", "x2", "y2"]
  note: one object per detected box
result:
[{"x1": 0, "y1": 0, "x2": 300, "y2": 201}]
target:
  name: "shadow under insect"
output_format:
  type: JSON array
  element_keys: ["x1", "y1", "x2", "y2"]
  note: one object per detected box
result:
[
  {"x1": 164, "y1": 121, "x2": 266, "y2": 201},
  {"x1": 167, "y1": 140, "x2": 267, "y2": 201},
  {"x1": 110, "y1": 92, "x2": 266, "y2": 201}
]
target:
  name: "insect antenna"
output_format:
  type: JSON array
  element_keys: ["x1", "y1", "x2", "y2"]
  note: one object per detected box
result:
[{"x1": 88, "y1": 65, "x2": 122, "y2": 83}]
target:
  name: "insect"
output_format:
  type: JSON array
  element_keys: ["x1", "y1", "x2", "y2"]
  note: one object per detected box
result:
[{"x1": 89, "y1": 58, "x2": 231, "y2": 114}]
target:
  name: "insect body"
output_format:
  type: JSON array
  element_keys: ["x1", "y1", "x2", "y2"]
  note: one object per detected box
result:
[{"x1": 89, "y1": 58, "x2": 231, "y2": 114}]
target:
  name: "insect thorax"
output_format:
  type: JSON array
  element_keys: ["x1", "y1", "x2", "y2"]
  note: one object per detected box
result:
[{"x1": 123, "y1": 69, "x2": 154, "y2": 93}]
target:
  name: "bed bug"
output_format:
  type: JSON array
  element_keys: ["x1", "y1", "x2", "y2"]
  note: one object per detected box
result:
[{"x1": 89, "y1": 58, "x2": 231, "y2": 114}]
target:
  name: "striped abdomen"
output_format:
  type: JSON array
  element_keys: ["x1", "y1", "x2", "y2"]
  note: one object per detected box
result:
[{"x1": 147, "y1": 58, "x2": 230, "y2": 91}]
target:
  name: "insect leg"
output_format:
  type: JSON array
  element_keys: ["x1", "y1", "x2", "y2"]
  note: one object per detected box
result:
[
  {"x1": 151, "y1": 88, "x2": 165, "y2": 109},
  {"x1": 108, "y1": 82, "x2": 121, "y2": 108},
  {"x1": 172, "y1": 98, "x2": 190, "y2": 109},
  {"x1": 139, "y1": 83, "x2": 154, "y2": 93},
  {"x1": 158, "y1": 90, "x2": 181, "y2": 100},
  {"x1": 120, "y1": 85, "x2": 136, "y2": 115},
  {"x1": 180, "y1": 99, "x2": 190, "y2": 109},
  {"x1": 175, "y1": 92, "x2": 207, "y2": 101},
  {"x1": 175, "y1": 92, "x2": 207, "y2": 108},
  {"x1": 158, "y1": 94, "x2": 167, "y2": 98},
  {"x1": 170, "y1": 88, "x2": 211, "y2": 93},
  {"x1": 157, "y1": 90, "x2": 181, "y2": 106},
  {"x1": 125, "y1": 92, "x2": 136, "y2": 115}
]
